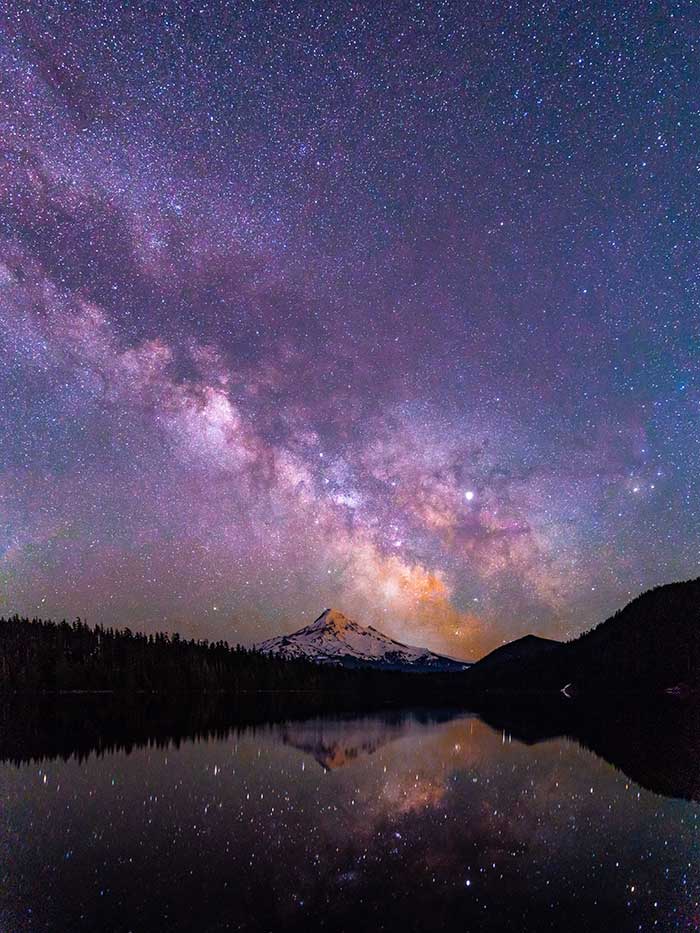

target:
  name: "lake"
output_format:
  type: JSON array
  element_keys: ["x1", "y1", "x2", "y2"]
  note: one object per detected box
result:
[{"x1": 0, "y1": 702, "x2": 698, "y2": 931}]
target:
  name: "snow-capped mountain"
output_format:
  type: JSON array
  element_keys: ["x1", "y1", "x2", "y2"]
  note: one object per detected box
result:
[{"x1": 255, "y1": 608, "x2": 471, "y2": 672}]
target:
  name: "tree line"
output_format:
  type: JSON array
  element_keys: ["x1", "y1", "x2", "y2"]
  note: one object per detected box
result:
[{"x1": 0, "y1": 615, "x2": 456, "y2": 694}]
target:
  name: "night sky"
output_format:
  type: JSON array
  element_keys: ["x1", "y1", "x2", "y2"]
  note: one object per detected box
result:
[{"x1": 1, "y1": 1, "x2": 698, "y2": 658}]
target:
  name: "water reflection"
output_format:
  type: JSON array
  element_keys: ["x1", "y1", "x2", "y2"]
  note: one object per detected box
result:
[
  {"x1": 279, "y1": 709, "x2": 469, "y2": 770},
  {"x1": 2, "y1": 695, "x2": 699, "y2": 803},
  {"x1": 0, "y1": 699, "x2": 698, "y2": 931}
]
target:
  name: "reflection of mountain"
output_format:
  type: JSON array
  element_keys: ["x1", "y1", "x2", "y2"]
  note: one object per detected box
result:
[
  {"x1": 0, "y1": 696, "x2": 467, "y2": 769},
  {"x1": 476, "y1": 696, "x2": 700, "y2": 802},
  {"x1": 279, "y1": 717, "x2": 408, "y2": 770},
  {"x1": 278, "y1": 710, "x2": 465, "y2": 770},
  {"x1": 279, "y1": 700, "x2": 700, "y2": 799},
  {"x1": 2, "y1": 695, "x2": 700, "y2": 803}
]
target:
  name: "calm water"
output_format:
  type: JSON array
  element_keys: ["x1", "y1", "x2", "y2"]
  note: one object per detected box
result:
[{"x1": 1, "y1": 706, "x2": 699, "y2": 932}]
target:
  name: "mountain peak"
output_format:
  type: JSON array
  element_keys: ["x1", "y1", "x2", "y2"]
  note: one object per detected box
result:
[
  {"x1": 309, "y1": 608, "x2": 355, "y2": 633},
  {"x1": 255, "y1": 609, "x2": 472, "y2": 672}
]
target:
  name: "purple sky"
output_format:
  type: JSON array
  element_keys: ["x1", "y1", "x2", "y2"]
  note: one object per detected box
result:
[{"x1": 1, "y1": 1, "x2": 698, "y2": 657}]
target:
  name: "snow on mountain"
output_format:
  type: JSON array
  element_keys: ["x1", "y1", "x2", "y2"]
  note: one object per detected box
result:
[{"x1": 255, "y1": 608, "x2": 472, "y2": 672}]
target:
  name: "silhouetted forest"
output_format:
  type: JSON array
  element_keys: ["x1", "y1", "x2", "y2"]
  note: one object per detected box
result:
[
  {"x1": 467, "y1": 577, "x2": 700, "y2": 694},
  {"x1": 2, "y1": 576, "x2": 699, "y2": 698},
  {"x1": 0, "y1": 615, "x2": 460, "y2": 695}
]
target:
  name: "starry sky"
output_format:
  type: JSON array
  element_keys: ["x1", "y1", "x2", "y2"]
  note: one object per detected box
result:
[{"x1": 1, "y1": 0, "x2": 698, "y2": 658}]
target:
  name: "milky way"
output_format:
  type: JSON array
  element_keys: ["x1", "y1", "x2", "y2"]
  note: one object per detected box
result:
[{"x1": 0, "y1": 1, "x2": 698, "y2": 656}]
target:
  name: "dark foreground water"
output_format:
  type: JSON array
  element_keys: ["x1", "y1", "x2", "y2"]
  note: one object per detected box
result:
[{"x1": 0, "y1": 700, "x2": 699, "y2": 932}]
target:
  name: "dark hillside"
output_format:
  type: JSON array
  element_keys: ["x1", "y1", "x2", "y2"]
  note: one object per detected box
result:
[
  {"x1": 466, "y1": 634, "x2": 563, "y2": 688},
  {"x1": 466, "y1": 578, "x2": 700, "y2": 694}
]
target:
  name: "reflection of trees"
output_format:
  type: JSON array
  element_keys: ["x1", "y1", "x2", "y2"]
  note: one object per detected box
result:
[{"x1": 1, "y1": 690, "x2": 699, "y2": 803}]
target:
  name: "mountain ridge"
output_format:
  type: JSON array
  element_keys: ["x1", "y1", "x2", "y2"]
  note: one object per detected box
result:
[
  {"x1": 255, "y1": 608, "x2": 472, "y2": 672},
  {"x1": 466, "y1": 577, "x2": 700, "y2": 694}
]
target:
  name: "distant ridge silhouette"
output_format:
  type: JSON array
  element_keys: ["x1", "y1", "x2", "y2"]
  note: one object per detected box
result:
[{"x1": 467, "y1": 577, "x2": 700, "y2": 695}]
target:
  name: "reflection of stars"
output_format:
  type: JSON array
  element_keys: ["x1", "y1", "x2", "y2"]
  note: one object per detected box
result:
[{"x1": 5, "y1": 709, "x2": 697, "y2": 930}]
